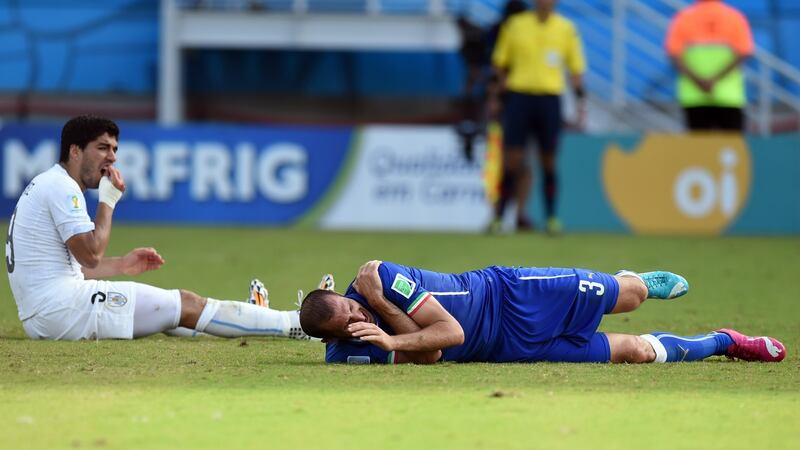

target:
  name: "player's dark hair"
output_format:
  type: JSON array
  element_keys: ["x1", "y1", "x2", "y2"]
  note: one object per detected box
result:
[
  {"x1": 503, "y1": 0, "x2": 528, "y2": 20},
  {"x1": 298, "y1": 289, "x2": 339, "y2": 338},
  {"x1": 59, "y1": 115, "x2": 120, "y2": 163}
]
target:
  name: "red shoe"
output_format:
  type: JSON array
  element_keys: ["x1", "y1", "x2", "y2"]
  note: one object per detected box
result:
[{"x1": 717, "y1": 328, "x2": 786, "y2": 362}]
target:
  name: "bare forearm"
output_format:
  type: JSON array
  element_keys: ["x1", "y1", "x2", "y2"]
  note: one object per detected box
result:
[
  {"x1": 82, "y1": 257, "x2": 124, "y2": 279},
  {"x1": 90, "y1": 204, "x2": 114, "y2": 259},
  {"x1": 70, "y1": 204, "x2": 114, "y2": 269},
  {"x1": 490, "y1": 67, "x2": 507, "y2": 95},
  {"x1": 671, "y1": 56, "x2": 699, "y2": 80},
  {"x1": 367, "y1": 295, "x2": 444, "y2": 362},
  {"x1": 370, "y1": 296, "x2": 421, "y2": 334},
  {"x1": 390, "y1": 321, "x2": 464, "y2": 353},
  {"x1": 710, "y1": 55, "x2": 747, "y2": 82},
  {"x1": 570, "y1": 73, "x2": 584, "y2": 92}
]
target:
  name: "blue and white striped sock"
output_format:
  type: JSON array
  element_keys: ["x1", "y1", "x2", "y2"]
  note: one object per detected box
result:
[
  {"x1": 195, "y1": 298, "x2": 293, "y2": 338},
  {"x1": 640, "y1": 332, "x2": 733, "y2": 362}
]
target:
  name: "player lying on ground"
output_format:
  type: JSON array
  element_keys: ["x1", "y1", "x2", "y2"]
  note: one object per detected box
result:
[
  {"x1": 299, "y1": 261, "x2": 786, "y2": 364},
  {"x1": 5, "y1": 115, "x2": 311, "y2": 341}
]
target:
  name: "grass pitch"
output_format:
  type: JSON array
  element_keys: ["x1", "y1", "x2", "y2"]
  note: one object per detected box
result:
[{"x1": 1, "y1": 226, "x2": 798, "y2": 450}]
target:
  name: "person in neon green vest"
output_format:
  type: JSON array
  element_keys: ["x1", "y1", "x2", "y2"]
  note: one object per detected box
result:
[{"x1": 665, "y1": 0, "x2": 754, "y2": 131}]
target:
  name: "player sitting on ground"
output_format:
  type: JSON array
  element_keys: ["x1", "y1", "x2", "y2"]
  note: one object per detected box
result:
[
  {"x1": 5, "y1": 115, "x2": 312, "y2": 341},
  {"x1": 299, "y1": 261, "x2": 786, "y2": 364}
]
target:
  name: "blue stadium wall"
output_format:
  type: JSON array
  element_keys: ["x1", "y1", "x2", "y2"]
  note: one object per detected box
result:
[
  {"x1": 1, "y1": 122, "x2": 798, "y2": 235},
  {"x1": 0, "y1": 1, "x2": 798, "y2": 98}
]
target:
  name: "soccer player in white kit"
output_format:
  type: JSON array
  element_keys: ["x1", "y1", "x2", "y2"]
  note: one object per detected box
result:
[{"x1": 5, "y1": 115, "x2": 309, "y2": 341}]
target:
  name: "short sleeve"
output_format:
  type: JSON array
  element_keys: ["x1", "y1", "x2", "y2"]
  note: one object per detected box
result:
[
  {"x1": 566, "y1": 22, "x2": 586, "y2": 74},
  {"x1": 378, "y1": 262, "x2": 433, "y2": 317},
  {"x1": 491, "y1": 21, "x2": 511, "y2": 69},
  {"x1": 665, "y1": 12, "x2": 687, "y2": 56},
  {"x1": 46, "y1": 182, "x2": 95, "y2": 243},
  {"x1": 325, "y1": 340, "x2": 395, "y2": 364},
  {"x1": 730, "y1": 11, "x2": 753, "y2": 56}
]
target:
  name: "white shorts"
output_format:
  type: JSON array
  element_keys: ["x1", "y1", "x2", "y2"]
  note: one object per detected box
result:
[{"x1": 21, "y1": 281, "x2": 179, "y2": 340}]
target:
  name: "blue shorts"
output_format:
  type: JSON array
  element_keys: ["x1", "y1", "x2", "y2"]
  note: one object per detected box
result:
[
  {"x1": 502, "y1": 93, "x2": 562, "y2": 152},
  {"x1": 489, "y1": 267, "x2": 619, "y2": 363}
]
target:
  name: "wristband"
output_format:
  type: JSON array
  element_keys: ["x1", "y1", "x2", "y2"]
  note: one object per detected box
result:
[{"x1": 98, "y1": 176, "x2": 123, "y2": 209}]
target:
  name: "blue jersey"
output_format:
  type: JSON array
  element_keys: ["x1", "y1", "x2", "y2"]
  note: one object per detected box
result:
[{"x1": 325, "y1": 262, "x2": 620, "y2": 364}]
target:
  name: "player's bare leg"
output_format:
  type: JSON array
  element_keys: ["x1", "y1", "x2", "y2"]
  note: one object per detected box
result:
[
  {"x1": 541, "y1": 151, "x2": 561, "y2": 235},
  {"x1": 179, "y1": 290, "x2": 205, "y2": 328},
  {"x1": 610, "y1": 275, "x2": 648, "y2": 313},
  {"x1": 607, "y1": 333, "x2": 656, "y2": 363},
  {"x1": 512, "y1": 148, "x2": 534, "y2": 230},
  {"x1": 504, "y1": 146, "x2": 533, "y2": 231}
]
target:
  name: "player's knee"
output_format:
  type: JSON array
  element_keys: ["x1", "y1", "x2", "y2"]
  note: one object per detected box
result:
[
  {"x1": 631, "y1": 279, "x2": 648, "y2": 303},
  {"x1": 617, "y1": 276, "x2": 648, "y2": 310},
  {"x1": 179, "y1": 290, "x2": 207, "y2": 328}
]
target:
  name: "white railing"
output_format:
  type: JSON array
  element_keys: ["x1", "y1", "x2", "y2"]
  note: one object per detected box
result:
[
  {"x1": 176, "y1": 0, "x2": 451, "y2": 15},
  {"x1": 571, "y1": 0, "x2": 800, "y2": 134}
]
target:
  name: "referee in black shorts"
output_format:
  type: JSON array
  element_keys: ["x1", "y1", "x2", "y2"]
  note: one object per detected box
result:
[{"x1": 489, "y1": 0, "x2": 586, "y2": 234}]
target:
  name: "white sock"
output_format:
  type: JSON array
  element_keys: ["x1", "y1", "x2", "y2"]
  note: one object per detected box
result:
[
  {"x1": 194, "y1": 298, "x2": 300, "y2": 338},
  {"x1": 163, "y1": 327, "x2": 207, "y2": 338},
  {"x1": 616, "y1": 270, "x2": 645, "y2": 284},
  {"x1": 640, "y1": 334, "x2": 668, "y2": 363}
]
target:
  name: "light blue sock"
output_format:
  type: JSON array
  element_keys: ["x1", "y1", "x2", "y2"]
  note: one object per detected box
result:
[
  {"x1": 195, "y1": 298, "x2": 293, "y2": 338},
  {"x1": 640, "y1": 332, "x2": 734, "y2": 362}
]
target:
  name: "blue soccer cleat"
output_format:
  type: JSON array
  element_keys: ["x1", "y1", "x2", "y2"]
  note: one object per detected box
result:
[{"x1": 639, "y1": 271, "x2": 689, "y2": 299}]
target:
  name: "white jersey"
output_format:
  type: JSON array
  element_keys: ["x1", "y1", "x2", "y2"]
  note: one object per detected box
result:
[{"x1": 6, "y1": 164, "x2": 98, "y2": 321}]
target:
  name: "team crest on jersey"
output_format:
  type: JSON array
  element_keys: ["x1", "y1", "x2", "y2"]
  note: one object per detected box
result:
[
  {"x1": 391, "y1": 274, "x2": 416, "y2": 299},
  {"x1": 67, "y1": 194, "x2": 85, "y2": 215},
  {"x1": 106, "y1": 292, "x2": 128, "y2": 307}
]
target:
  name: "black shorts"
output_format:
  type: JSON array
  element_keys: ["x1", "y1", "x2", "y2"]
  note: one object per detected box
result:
[
  {"x1": 502, "y1": 93, "x2": 562, "y2": 153},
  {"x1": 684, "y1": 106, "x2": 744, "y2": 131}
]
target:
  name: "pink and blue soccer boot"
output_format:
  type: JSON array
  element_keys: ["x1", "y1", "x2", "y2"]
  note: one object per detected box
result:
[{"x1": 717, "y1": 328, "x2": 786, "y2": 362}]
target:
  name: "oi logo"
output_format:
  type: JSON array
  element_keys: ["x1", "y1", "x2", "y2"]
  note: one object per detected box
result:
[{"x1": 602, "y1": 134, "x2": 751, "y2": 235}]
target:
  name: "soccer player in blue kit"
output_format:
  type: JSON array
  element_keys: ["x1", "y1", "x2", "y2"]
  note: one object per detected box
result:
[{"x1": 298, "y1": 261, "x2": 786, "y2": 364}]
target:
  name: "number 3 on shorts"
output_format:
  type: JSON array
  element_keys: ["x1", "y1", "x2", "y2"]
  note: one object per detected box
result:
[{"x1": 579, "y1": 280, "x2": 605, "y2": 296}]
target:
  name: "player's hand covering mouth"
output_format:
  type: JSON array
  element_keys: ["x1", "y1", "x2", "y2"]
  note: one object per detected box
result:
[{"x1": 360, "y1": 307, "x2": 375, "y2": 325}]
